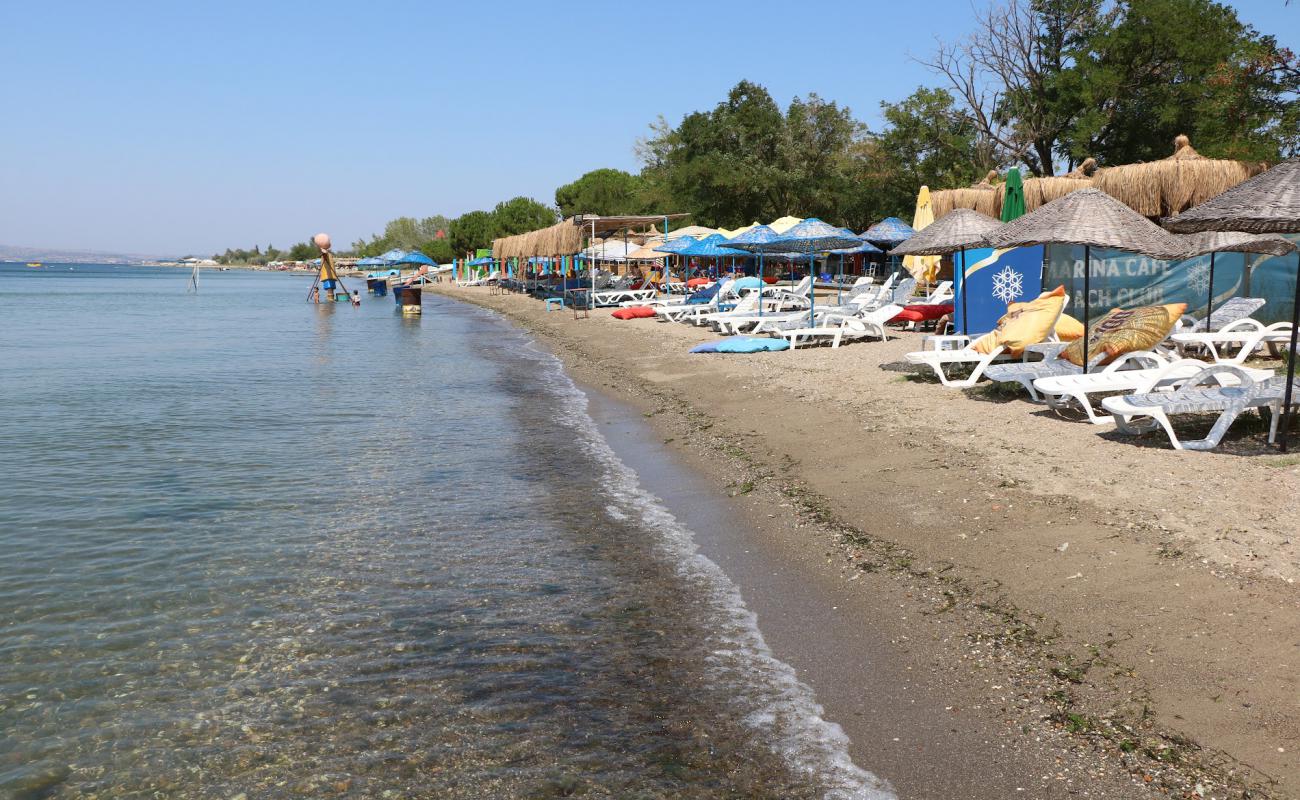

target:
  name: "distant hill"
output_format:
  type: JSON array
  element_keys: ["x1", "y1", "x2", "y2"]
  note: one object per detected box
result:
[{"x1": 0, "y1": 243, "x2": 177, "y2": 264}]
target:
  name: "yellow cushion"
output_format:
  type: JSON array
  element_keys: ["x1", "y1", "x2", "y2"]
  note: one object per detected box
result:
[
  {"x1": 1054, "y1": 313, "x2": 1084, "y2": 342},
  {"x1": 1059, "y1": 304, "x2": 1186, "y2": 366},
  {"x1": 971, "y1": 286, "x2": 1067, "y2": 356}
]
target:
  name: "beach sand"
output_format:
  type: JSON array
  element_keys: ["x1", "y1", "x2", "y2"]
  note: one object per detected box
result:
[{"x1": 430, "y1": 283, "x2": 1300, "y2": 798}]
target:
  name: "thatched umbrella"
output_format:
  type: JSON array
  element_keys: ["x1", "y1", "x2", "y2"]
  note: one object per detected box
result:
[
  {"x1": 1164, "y1": 157, "x2": 1300, "y2": 448},
  {"x1": 1173, "y1": 232, "x2": 1297, "y2": 328},
  {"x1": 891, "y1": 209, "x2": 1004, "y2": 334},
  {"x1": 933, "y1": 170, "x2": 1001, "y2": 219},
  {"x1": 1094, "y1": 135, "x2": 1268, "y2": 218},
  {"x1": 987, "y1": 188, "x2": 1186, "y2": 372}
]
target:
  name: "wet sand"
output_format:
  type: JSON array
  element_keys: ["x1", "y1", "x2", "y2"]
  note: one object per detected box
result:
[{"x1": 429, "y1": 283, "x2": 1300, "y2": 799}]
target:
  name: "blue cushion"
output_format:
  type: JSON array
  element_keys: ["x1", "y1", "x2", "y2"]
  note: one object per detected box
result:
[{"x1": 689, "y1": 341, "x2": 721, "y2": 353}]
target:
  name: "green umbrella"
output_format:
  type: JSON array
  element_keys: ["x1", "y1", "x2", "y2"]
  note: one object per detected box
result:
[{"x1": 1001, "y1": 168, "x2": 1026, "y2": 222}]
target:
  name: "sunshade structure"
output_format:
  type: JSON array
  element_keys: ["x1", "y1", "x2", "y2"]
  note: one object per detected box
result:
[
  {"x1": 378, "y1": 248, "x2": 408, "y2": 263},
  {"x1": 394, "y1": 251, "x2": 436, "y2": 267},
  {"x1": 355, "y1": 256, "x2": 385, "y2": 267},
  {"x1": 891, "y1": 209, "x2": 1004, "y2": 334},
  {"x1": 580, "y1": 240, "x2": 642, "y2": 261},
  {"x1": 987, "y1": 188, "x2": 1187, "y2": 373},
  {"x1": 1094, "y1": 135, "x2": 1269, "y2": 219},
  {"x1": 466, "y1": 256, "x2": 495, "y2": 266},
  {"x1": 759, "y1": 219, "x2": 863, "y2": 327},
  {"x1": 1164, "y1": 157, "x2": 1300, "y2": 449},
  {"x1": 932, "y1": 171, "x2": 1000, "y2": 219},
  {"x1": 861, "y1": 217, "x2": 916, "y2": 249},
  {"x1": 1001, "y1": 168, "x2": 1026, "y2": 222},
  {"x1": 677, "y1": 233, "x2": 749, "y2": 259},
  {"x1": 769, "y1": 216, "x2": 804, "y2": 234},
  {"x1": 905, "y1": 187, "x2": 942, "y2": 283},
  {"x1": 626, "y1": 241, "x2": 668, "y2": 261},
  {"x1": 1173, "y1": 231, "x2": 1298, "y2": 329},
  {"x1": 727, "y1": 224, "x2": 786, "y2": 315}
]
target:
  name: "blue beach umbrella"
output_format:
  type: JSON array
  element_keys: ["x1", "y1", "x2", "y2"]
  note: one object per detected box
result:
[
  {"x1": 861, "y1": 217, "x2": 916, "y2": 279},
  {"x1": 395, "y1": 251, "x2": 436, "y2": 267},
  {"x1": 765, "y1": 219, "x2": 862, "y2": 327},
  {"x1": 726, "y1": 225, "x2": 785, "y2": 316},
  {"x1": 677, "y1": 234, "x2": 748, "y2": 281},
  {"x1": 654, "y1": 235, "x2": 700, "y2": 289},
  {"x1": 378, "y1": 248, "x2": 408, "y2": 264}
]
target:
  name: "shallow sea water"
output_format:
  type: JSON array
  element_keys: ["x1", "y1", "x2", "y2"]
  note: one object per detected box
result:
[{"x1": 0, "y1": 265, "x2": 890, "y2": 799}]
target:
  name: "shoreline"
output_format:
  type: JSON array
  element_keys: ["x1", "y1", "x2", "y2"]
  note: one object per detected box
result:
[{"x1": 429, "y1": 283, "x2": 1300, "y2": 799}]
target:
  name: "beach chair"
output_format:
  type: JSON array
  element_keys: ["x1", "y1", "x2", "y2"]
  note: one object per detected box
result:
[
  {"x1": 1171, "y1": 319, "x2": 1293, "y2": 362},
  {"x1": 982, "y1": 344, "x2": 1172, "y2": 401},
  {"x1": 911, "y1": 280, "x2": 954, "y2": 306},
  {"x1": 1173, "y1": 297, "x2": 1266, "y2": 335},
  {"x1": 773, "y1": 304, "x2": 905, "y2": 349},
  {"x1": 1101, "y1": 365, "x2": 1295, "y2": 450},
  {"x1": 1034, "y1": 357, "x2": 1275, "y2": 425},
  {"x1": 655, "y1": 280, "x2": 734, "y2": 322}
]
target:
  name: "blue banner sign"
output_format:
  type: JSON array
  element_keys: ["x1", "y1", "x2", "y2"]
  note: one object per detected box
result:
[{"x1": 954, "y1": 246, "x2": 1046, "y2": 334}]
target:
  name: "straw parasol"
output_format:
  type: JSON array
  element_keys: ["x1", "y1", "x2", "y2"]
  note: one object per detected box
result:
[
  {"x1": 1172, "y1": 231, "x2": 1297, "y2": 330},
  {"x1": 932, "y1": 170, "x2": 1001, "y2": 219},
  {"x1": 891, "y1": 209, "x2": 1004, "y2": 334},
  {"x1": 905, "y1": 187, "x2": 942, "y2": 284},
  {"x1": 987, "y1": 188, "x2": 1187, "y2": 372},
  {"x1": 1094, "y1": 135, "x2": 1268, "y2": 218},
  {"x1": 1164, "y1": 157, "x2": 1300, "y2": 448}
]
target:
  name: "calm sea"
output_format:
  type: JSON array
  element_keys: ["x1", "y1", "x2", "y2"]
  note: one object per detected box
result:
[{"x1": 0, "y1": 264, "x2": 890, "y2": 799}]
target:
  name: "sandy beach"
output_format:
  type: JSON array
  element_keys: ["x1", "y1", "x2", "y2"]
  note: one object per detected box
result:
[{"x1": 431, "y1": 282, "x2": 1300, "y2": 799}]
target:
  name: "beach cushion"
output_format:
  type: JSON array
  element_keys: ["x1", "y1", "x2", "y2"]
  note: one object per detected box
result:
[
  {"x1": 972, "y1": 286, "x2": 1067, "y2": 356},
  {"x1": 611, "y1": 306, "x2": 656, "y2": 319},
  {"x1": 892, "y1": 303, "x2": 953, "y2": 323},
  {"x1": 691, "y1": 337, "x2": 790, "y2": 354},
  {"x1": 1055, "y1": 313, "x2": 1085, "y2": 341},
  {"x1": 687, "y1": 277, "x2": 711, "y2": 288},
  {"x1": 1060, "y1": 303, "x2": 1186, "y2": 366}
]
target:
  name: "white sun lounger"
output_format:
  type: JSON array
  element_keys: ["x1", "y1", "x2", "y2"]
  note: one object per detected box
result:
[
  {"x1": 1170, "y1": 319, "x2": 1293, "y2": 361},
  {"x1": 774, "y1": 304, "x2": 905, "y2": 349},
  {"x1": 1034, "y1": 357, "x2": 1273, "y2": 425},
  {"x1": 590, "y1": 287, "x2": 657, "y2": 307},
  {"x1": 1101, "y1": 365, "x2": 1294, "y2": 450},
  {"x1": 983, "y1": 347, "x2": 1172, "y2": 401}
]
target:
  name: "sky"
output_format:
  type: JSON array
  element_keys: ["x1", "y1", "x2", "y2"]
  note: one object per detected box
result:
[{"x1": 2, "y1": 0, "x2": 1296, "y2": 257}]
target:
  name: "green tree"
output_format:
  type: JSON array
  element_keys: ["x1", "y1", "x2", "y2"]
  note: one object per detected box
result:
[
  {"x1": 449, "y1": 210, "x2": 498, "y2": 255},
  {"x1": 491, "y1": 196, "x2": 558, "y2": 237},
  {"x1": 865, "y1": 87, "x2": 992, "y2": 219},
  {"x1": 1059, "y1": 0, "x2": 1300, "y2": 163},
  {"x1": 555, "y1": 169, "x2": 650, "y2": 217}
]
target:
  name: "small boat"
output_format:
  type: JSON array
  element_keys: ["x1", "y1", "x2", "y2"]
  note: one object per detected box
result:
[{"x1": 26, "y1": 262, "x2": 42, "y2": 268}]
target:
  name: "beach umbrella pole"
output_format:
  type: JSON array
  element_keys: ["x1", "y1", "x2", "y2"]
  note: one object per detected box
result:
[
  {"x1": 1279, "y1": 251, "x2": 1300, "y2": 452},
  {"x1": 1082, "y1": 245, "x2": 1092, "y2": 375},
  {"x1": 960, "y1": 249, "x2": 968, "y2": 336},
  {"x1": 1206, "y1": 252, "x2": 1216, "y2": 330}
]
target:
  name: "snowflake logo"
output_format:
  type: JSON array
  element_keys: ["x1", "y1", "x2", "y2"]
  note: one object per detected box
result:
[
  {"x1": 1187, "y1": 262, "x2": 1211, "y2": 296},
  {"x1": 990, "y1": 266, "x2": 1025, "y2": 304}
]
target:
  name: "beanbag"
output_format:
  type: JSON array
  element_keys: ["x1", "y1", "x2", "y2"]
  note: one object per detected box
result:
[
  {"x1": 1059, "y1": 303, "x2": 1186, "y2": 366},
  {"x1": 611, "y1": 306, "x2": 656, "y2": 320},
  {"x1": 715, "y1": 336, "x2": 790, "y2": 353},
  {"x1": 691, "y1": 337, "x2": 790, "y2": 354},
  {"x1": 892, "y1": 303, "x2": 953, "y2": 323},
  {"x1": 1055, "y1": 313, "x2": 1085, "y2": 342},
  {"x1": 972, "y1": 286, "x2": 1067, "y2": 356}
]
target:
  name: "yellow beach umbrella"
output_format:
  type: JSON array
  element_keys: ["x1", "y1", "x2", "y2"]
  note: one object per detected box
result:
[
  {"x1": 903, "y1": 186, "x2": 941, "y2": 283},
  {"x1": 719, "y1": 222, "x2": 761, "y2": 239},
  {"x1": 768, "y1": 215, "x2": 804, "y2": 234}
]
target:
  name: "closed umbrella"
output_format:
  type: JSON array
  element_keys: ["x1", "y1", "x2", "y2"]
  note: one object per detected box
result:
[
  {"x1": 1001, "y1": 168, "x2": 1026, "y2": 222},
  {"x1": 1164, "y1": 158, "x2": 1300, "y2": 448},
  {"x1": 905, "y1": 187, "x2": 942, "y2": 284},
  {"x1": 891, "y1": 209, "x2": 1003, "y2": 334}
]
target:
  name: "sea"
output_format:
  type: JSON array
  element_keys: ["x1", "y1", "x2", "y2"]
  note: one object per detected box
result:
[{"x1": 0, "y1": 264, "x2": 891, "y2": 799}]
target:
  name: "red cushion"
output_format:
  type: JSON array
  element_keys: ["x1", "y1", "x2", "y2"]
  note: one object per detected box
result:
[
  {"x1": 891, "y1": 303, "x2": 953, "y2": 323},
  {"x1": 686, "y1": 277, "x2": 711, "y2": 288},
  {"x1": 612, "y1": 306, "x2": 656, "y2": 319}
]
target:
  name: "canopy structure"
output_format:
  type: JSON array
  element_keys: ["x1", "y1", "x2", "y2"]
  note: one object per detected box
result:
[
  {"x1": 573, "y1": 213, "x2": 690, "y2": 238},
  {"x1": 1094, "y1": 135, "x2": 1268, "y2": 218},
  {"x1": 889, "y1": 209, "x2": 1003, "y2": 257},
  {"x1": 579, "y1": 240, "x2": 644, "y2": 261},
  {"x1": 932, "y1": 170, "x2": 1000, "y2": 219},
  {"x1": 1163, "y1": 158, "x2": 1300, "y2": 235},
  {"x1": 677, "y1": 233, "x2": 749, "y2": 258},
  {"x1": 988, "y1": 188, "x2": 1188, "y2": 372},
  {"x1": 654, "y1": 236, "x2": 699, "y2": 254},
  {"x1": 394, "y1": 251, "x2": 436, "y2": 266},
  {"x1": 768, "y1": 216, "x2": 804, "y2": 234},
  {"x1": 1163, "y1": 157, "x2": 1300, "y2": 450},
  {"x1": 378, "y1": 248, "x2": 408, "y2": 263},
  {"x1": 626, "y1": 241, "x2": 668, "y2": 260},
  {"x1": 861, "y1": 217, "x2": 916, "y2": 248},
  {"x1": 356, "y1": 256, "x2": 386, "y2": 267}
]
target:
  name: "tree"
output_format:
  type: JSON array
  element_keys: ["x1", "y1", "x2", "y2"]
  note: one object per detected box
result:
[
  {"x1": 449, "y1": 210, "x2": 498, "y2": 255},
  {"x1": 864, "y1": 87, "x2": 993, "y2": 219},
  {"x1": 1058, "y1": 0, "x2": 1300, "y2": 163},
  {"x1": 419, "y1": 238, "x2": 456, "y2": 263},
  {"x1": 555, "y1": 169, "x2": 650, "y2": 217},
  {"x1": 491, "y1": 196, "x2": 558, "y2": 237}
]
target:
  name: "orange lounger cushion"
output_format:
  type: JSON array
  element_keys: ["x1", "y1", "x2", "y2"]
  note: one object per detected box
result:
[{"x1": 611, "y1": 306, "x2": 657, "y2": 320}]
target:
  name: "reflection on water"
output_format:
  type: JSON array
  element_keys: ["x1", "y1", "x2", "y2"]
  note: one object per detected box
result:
[{"x1": 0, "y1": 265, "x2": 887, "y2": 799}]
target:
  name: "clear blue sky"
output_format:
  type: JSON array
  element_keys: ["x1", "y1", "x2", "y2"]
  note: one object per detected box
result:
[{"x1": 2, "y1": 0, "x2": 1295, "y2": 256}]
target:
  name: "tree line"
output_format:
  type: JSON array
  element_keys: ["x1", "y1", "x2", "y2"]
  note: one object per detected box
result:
[{"x1": 221, "y1": 0, "x2": 1298, "y2": 262}]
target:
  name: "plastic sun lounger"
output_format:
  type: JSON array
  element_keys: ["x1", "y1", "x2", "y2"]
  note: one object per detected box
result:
[
  {"x1": 1034, "y1": 357, "x2": 1274, "y2": 425},
  {"x1": 982, "y1": 347, "x2": 1172, "y2": 402},
  {"x1": 588, "y1": 287, "x2": 657, "y2": 307},
  {"x1": 774, "y1": 304, "x2": 905, "y2": 349},
  {"x1": 1101, "y1": 366, "x2": 1296, "y2": 451},
  {"x1": 1174, "y1": 297, "x2": 1266, "y2": 335},
  {"x1": 1170, "y1": 319, "x2": 1293, "y2": 362}
]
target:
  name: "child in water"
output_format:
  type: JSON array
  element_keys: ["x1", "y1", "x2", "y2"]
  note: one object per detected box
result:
[{"x1": 351, "y1": 290, "x2": 361, "y2": 307}]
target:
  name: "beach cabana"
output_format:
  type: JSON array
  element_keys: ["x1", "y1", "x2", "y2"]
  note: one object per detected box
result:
[
  {"x1": 1164, "y1": 157, "x2": 1300, "y2": 447},
  {"x1": 987, "y1": 188, "x2": 1186, "y2": 372},
  {"x1": 891, "y1": 209, "x2": 1003, "y2": 334}
]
